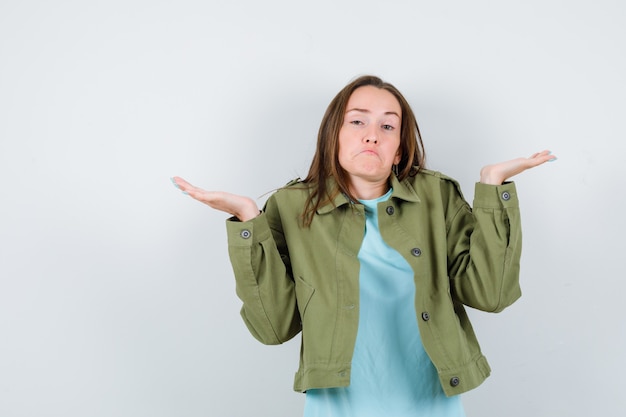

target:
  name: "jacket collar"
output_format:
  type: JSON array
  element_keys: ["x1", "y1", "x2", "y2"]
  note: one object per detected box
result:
[
  {"x1": 316, "y1": 174, "x2": 421, "y2": 214},
  {"x1": 389, "y1": 173, "x2": 421, "y2": 203}
]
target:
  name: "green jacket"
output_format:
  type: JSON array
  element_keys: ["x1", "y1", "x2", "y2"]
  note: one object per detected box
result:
[{"x1": 226, "y1": 169, "x2": 522, "y2": 396}]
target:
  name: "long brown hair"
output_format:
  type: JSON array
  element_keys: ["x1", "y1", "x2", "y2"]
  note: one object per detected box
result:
[{"x1": 301, "y1": 75, "x2": 426, "y2": 226}]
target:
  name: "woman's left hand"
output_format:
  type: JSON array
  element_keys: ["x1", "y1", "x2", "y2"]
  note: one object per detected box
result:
[{"x1": 479, "y1": 150, "x2": 557, "y2": 185}]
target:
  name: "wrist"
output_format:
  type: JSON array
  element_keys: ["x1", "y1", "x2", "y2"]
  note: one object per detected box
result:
[
  {"x1": 479, "y1": 166, "x2": 503, "y2": 185},
  {"x1": 237, "y1": 204, "x2": 261, "y2": 222}
]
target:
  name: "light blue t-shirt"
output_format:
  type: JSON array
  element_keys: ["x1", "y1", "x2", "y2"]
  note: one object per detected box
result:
[{"x1": 303, "y1": 189, "x2": 465, "y2": 417}]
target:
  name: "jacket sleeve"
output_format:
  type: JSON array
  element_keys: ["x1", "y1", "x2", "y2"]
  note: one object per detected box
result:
[
  {"x1": 446, "y1": 180, "x2": 522, "y2": 312},
  {"x1": 226, "y1": 195, "x2": 301, "y2": 345}
]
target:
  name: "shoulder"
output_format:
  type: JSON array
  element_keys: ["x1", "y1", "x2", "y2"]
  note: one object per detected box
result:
[
  {"x1": 282, "y1": 177, "x2": 304, "y2": 188},
  {"x1": 413, "y1": 168, "x2": 457, "y2": 183},
  {"x1": 411, "y1": 168, "x2": 464, "y2": 195},
  {"x1": 265, "y1": 178, "x2": 311, "y2": 209},
  {"x1": 277, "y1": 177, "x2": 312, "y2": 197},
  {"x1": 402, "y1": 169, "x2": 468, "y2": 214}
]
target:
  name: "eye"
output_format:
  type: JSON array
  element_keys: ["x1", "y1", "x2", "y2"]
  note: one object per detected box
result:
[
  {"x1": 382, "y1": 124, "x2": 395, "y2": 131},
  {"x1": 350, "y1": 120, "x2": 364, "y2": 126}
]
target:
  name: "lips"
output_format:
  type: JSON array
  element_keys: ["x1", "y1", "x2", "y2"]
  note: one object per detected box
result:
[{"x1": 359, "y1": 149, "x2": 378, "y2": 157}]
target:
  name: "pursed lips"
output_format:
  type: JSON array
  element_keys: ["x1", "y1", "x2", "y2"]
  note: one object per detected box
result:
[{"x1": 358, "y1": 149, "x2": 379, "y2": 157}]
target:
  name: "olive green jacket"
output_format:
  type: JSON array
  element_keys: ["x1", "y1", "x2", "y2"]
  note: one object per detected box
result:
[{"x1": 226, "y1": 169, "x2": 521, "y2": 396}]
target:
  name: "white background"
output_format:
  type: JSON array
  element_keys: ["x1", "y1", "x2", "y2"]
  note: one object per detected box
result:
[{"x1": 1, "y1": 0, "x2": 624, "y2": 416}]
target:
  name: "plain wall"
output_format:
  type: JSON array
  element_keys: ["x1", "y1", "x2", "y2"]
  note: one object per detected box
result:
[{"x1": 1, "y1": 0, "x2": 624, "y2": 416}]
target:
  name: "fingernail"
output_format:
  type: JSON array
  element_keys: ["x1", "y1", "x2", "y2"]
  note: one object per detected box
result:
[
  {"x1": 182, "y1": 191, "x2": 189, "y2": 195},
  {"x1": 170, "y1": 178, "x2": 180, "y2": 189},
  {"x1": 548, "y1": 157, "x2": 557, "y2": 162}
]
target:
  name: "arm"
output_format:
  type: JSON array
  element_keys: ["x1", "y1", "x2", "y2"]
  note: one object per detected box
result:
[
  {"x1": 226, "y1": 198, "x2": 301, "y2": 345},
  {"x1": 447, "y1": 181, "x2": 522, "y2": 312},
  {"x1": 447, "y1": 150, "x2": 556, "y2": 312},
  {"x1": 171, "y1": 176, "x2": 300, "y2": 344}
]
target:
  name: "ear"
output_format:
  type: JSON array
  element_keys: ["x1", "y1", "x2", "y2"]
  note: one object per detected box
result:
[{"x1": 393, "y1": 150, "x2": 401, "y2": 165}]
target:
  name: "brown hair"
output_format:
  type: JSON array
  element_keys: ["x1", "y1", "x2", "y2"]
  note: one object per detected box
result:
[{"x1": 301, "y1": 75, "x2": 426, "y2": 226}]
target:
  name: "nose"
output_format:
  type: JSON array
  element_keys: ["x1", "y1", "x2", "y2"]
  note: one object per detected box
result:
[{"x1": 363, "y1": 128, "x2": 378, "y2": 144}]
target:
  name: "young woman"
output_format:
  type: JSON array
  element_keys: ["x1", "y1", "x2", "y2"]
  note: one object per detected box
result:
[{"x1": 172, "y1": 75, "x2": 556, "y2": 416}]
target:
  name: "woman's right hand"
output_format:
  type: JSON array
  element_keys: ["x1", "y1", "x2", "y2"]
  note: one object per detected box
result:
[{"x1": 171, "y1": 176, "x2": 260, "y2": 222}]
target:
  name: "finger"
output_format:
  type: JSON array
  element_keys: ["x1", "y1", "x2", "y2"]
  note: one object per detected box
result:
[
  {"x1": 186, "y1": 188, "x2": 213, "y2": 202},
  {"x1": 543, "y1": 150, "x2": 557, "y2": 161},
  {"x1": 528, "y1": 150, "x2": 547, "y2": 159},
  {"x1": 529, "y1": 151, "x2": 557, "y2": 167},
  {"x1": 537, "y1": 150, "x2": 556, "y2": 161},
  {"x1": 172, "y1": 177, "x2": 211, "y2": 198},
  {"x1": 171, "y1": 176, "x2": 195, "y2": 191}
]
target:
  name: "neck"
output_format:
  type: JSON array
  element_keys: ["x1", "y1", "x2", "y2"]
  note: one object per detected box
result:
[{"x1": 349, "y1": 177, "x2": 390, "y2": 200}]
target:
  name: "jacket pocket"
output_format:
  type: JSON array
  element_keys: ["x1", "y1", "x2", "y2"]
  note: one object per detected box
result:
[{"x1": 295, "y1": 275, "x2": 315, "y2": 318}]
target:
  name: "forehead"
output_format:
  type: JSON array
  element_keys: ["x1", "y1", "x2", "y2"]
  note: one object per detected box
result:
[{"x1": 346, "y1": 86, "x2": 402, "y2": 116}]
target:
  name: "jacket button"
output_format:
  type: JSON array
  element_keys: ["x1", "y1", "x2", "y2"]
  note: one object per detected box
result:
[
  {"x1": 240, "y1": 229, "x2": 251, "y2": 239},
  {"x1": 411, "y1": 248, "x2": 422, "y2": 257},
  {"x1": 501, "y1": 191, "x2": 511, "y2": 201},
  {"x1": 450, "y1": 377, "x2": 460, "y2": 387},
  {"x1": 386, "y1": 206, "x2": 395, "y2": 215},
  {"x1": 421, "y1": 312, "x2": 430, "y2": 321}
]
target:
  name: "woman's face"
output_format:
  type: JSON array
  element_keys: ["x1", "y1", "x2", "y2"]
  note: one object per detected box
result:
[{"x1": 338, "y1": 86, "x2": 402, "y2": 193}]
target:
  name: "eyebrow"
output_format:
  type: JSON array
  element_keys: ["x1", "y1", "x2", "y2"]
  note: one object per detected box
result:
[{"x1": 346, "y1": 108, "x2": 401, "y2": 118}]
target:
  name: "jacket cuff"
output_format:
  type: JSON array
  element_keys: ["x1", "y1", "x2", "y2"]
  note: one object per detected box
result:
[
  {"x1": 473, "y1": 182, "x2": 518, "y2": 209},
  {"x1": 226, "y1": 212, "x2": 272, "y2": 247}
]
